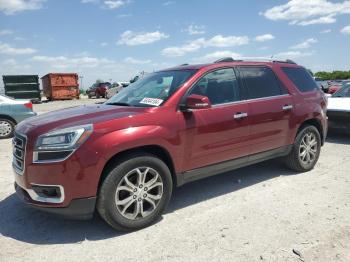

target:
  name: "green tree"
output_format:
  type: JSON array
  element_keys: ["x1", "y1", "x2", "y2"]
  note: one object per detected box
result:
[{"x1": 314, "y1": 71, "x2": 350, "y2": 80}]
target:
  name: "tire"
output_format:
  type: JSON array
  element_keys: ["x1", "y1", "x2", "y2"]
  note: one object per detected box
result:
[
  {"x1": 0, "y1": 118, "x2": 15, "y2": 139},
  {"x1": 96, "y1": 93, "x2": 101, "y2": 99},
  {"x1": 284, "y1": 125, "x2": 321, "y2": 172},
  {"x1": 97, "y1": 153, "x2": 173, "y2": 231}
]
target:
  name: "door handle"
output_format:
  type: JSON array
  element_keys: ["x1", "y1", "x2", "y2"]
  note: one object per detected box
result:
[
  {"x1": 233, "y1": 112, "x2": 248, "y2": 119},
  {"x1": 282, "y1": 105, "x2": 293, "y2": 111}
]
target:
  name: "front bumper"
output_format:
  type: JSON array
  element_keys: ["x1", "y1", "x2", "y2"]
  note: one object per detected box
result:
[{"x1": 15, "y1": 182, "x2": 96, "y2": 220}]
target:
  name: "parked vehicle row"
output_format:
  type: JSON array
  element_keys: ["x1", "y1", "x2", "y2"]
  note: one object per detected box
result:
[
  {"x1": 316, "y1": 79, "x2": 350, "y2": 94},
  {"x1": 11, "y1": 58, "x2": 328, "y2": 231},
  {"x1": 106, "y1": 82, "x2": 129, "y2": 99}
]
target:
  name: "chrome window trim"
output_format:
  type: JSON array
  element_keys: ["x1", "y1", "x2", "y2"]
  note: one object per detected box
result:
[{"x1": 211, "y1": 94, "x2": 292, "y2": 108}]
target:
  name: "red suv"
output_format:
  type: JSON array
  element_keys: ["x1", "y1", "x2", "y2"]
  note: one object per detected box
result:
[{"x1": 13, "y1": 58, "x2": 327, "y2": 231}]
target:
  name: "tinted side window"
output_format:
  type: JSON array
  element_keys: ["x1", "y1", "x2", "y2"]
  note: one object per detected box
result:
[
  {"x1": 239, "y1": 67, "x2": 283, "y2": 99},
  {"x1": 189, "y1": 68, "x2": 240, "y2": 105},
  {"x1": 282, "y1": 67, "x2": 318, "y2": 92}
]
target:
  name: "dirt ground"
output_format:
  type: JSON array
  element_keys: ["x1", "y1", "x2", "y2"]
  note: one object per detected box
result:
[{"x1": 0, "y1": 98, "x2": 349, "y2": 262}]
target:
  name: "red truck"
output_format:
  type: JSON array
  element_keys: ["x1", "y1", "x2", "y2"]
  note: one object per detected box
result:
[
  {"x1": 86, "y1": 82, "x2": 111, "y2": 98},
  {"x1": 13, "y1": 58, "x2": 327, "y2": 231}
]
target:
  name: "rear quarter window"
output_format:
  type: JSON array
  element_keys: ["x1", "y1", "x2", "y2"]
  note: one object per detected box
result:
[{"x1": 282, "y1": 67, "x2": 318, "y2": 92}]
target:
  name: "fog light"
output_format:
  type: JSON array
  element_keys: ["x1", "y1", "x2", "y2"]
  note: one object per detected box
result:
[{"x1": 31, "y1": 185, "x2": 61, "y2": 198}]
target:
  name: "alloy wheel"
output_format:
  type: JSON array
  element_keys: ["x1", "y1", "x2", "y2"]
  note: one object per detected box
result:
[
  {"x1": 115, "y1": 167, "x2": 163, "y2": 220},
  {"x1": 299, "y1": 132, "x2": 318, "y2": 165}
]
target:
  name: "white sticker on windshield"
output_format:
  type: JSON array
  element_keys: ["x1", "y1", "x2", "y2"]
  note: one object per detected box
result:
[{"x1": 140, "y1": 97, "x2": 163, "y2": 106}]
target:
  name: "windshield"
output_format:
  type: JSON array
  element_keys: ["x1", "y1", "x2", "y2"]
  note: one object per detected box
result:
[
  {"x1": 105, "y1": 70, "x2": 196, "y2": 107},
  {"x1": 332, "y1": 85, "x2": 350, "y2": 97}
]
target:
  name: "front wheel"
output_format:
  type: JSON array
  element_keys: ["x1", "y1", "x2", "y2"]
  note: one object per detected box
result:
[
  {"x1": 97, "y1": 154, "x2": 173, "y2": 231},
  {"x1": 285, "y1": 125, "x2": 321, "y2": 172}
]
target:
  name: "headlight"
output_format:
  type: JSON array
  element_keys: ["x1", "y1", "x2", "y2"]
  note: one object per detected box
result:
[{"x1": 35, "y1": 124, "x2": 93, "y2": 151}]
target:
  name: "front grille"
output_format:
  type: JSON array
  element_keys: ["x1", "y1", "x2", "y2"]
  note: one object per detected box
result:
[{"x1": 12, "y1": 133, "x2": 27, "y2": 175}]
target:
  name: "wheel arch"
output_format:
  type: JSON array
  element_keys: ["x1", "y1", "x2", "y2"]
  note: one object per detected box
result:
[
  {"x1": 97, "y1": 145, "x2": 177, "y2": 191},
  {"x1": 0, "y1": 114, "x2": 17, "y2": 125},
  {"x1": 297, "y1": 118, "x2": 324, "y2": 145}
]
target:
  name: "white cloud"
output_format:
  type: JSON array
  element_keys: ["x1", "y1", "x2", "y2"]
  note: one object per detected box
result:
[
  {"x1": 296, "y1": 15, "x2": 336, "y2": 26},
  {"x1": 275, "y1": 50, "x2": 313, "y2": 59},
  {"x1": 341, "y1": 25, "x2": 350, "y2": 35},
  {"x1": 81, "y1": 0, "x2": 129, "y2": 9},
  {"x1": 117, "y1": 13, "x2": 132, "y2": 18},
  {"x1": 161, "y1": 40, "x2": 203, "y2": 57},
  {"x1": 100, "y1": 42, "x2": 108, "y2": 46},
  {"x1": 0, "y1": 29, "x2": 13, "y2": 36},
  {"x1": 320, "y1": 29, "x2": 331, "y2": 34},
  {"x1": 117, "y1": 30, "x2": 169, "y2": 46},
  {"x1": 32, "y1": 55, "x2": 115, "y2": 69},
  {"x1": 204, "y1": 35, "x2": 249, "y2": 47},
  {"x1": 185, "y1": 24, "x2": 205, "y2": 35},
  {"x1": 0, "y1": 42, "x2": 36, "y2": 55},
  {"x1": 0, "y1": 0, "x2": 45, "y2": 15},
  {"x1": 163, "y1": 1, "x2": 174, "y2": 6},
  {"x1": 2, "y1": 58, "x2": 17, "y2": 66},
  {"x1": 291, "y1": 38, "x2": 318, "y2": 49},
  {"x1": 254, "y1": 34, "x2": 275, "y2": 42},
  {"x1": 193, "y1": 51, "x2": 242, "y2": 63},
  {"x1": 124, "y1": 57, "x2": 151, "y2": 64},
  {"x1": 81, "y1": 0, "x2": 97, "y2": 3},
  {"x1": 161, "y1": 35, "x2": 249, "y2": 57},
  {"x1": 104, "y1": 0, "x2": 125, "y2": 9},
  {"x1": 262, "y1": 0, "x2": 350, "y2": 26}
]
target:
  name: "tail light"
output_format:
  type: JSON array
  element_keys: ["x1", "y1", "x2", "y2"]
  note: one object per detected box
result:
[{"x1": 24, "y1": 102, "x2": 33, "y2": 110}]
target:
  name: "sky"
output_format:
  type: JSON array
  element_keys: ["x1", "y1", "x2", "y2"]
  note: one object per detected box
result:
[{"x1": 0, "y1": 0, "x2": 350, "y2": 89}]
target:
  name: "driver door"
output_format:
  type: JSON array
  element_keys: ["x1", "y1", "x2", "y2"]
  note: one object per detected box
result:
[{"x1": 179, "y1": 68, "x2": 251, "y2": 171}]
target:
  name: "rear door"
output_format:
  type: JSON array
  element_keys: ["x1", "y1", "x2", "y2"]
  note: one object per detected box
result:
[
  {"x1": 180, "y1": 68, "x2": 251, "y2": 170},
  {"x1": 237, "y1": 66, "x2": 294, "y2": 155}
]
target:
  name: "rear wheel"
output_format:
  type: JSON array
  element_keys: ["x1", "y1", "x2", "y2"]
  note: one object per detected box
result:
[
  {"x1": 97, "y1": 154, "x2": 173, "y2": 231},
  {"x1": 285, "y1": 125, "x2": 321, "y2": 172},
  {"x1": 0, "y1": 118, "x2": 15, "y2": 139}
]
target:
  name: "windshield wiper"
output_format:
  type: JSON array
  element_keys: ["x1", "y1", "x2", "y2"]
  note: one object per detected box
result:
[{"x1": 105, "y1": 102, "x2": 131, "y2": 106}]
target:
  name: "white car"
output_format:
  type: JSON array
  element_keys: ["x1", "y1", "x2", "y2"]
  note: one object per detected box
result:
[
  {"x1": 327, "y1": 84, "x2": 350, "y2": 130},
  {"x1": 106, "y1": 82, "x2": 129, "y2": 99}
]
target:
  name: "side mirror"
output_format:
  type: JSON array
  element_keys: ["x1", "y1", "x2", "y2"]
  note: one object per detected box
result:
[{"x1": 182, "y1": 94, "x2": 211, "y2": 111}]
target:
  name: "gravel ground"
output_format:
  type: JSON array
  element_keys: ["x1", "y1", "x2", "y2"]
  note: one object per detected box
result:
[{"x1": 0, "y1": 99, "x2": 349, "y2": 262}]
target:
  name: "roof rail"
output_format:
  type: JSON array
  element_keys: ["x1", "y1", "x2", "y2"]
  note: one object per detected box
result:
[
  {"x1": 179, "y1": 63, "x2": 189, "y2": 66},
  {"x1": 272, "y1": 59, "x2": 296, "y2": 64},
  {"x1": 214, "y1": 57, "x2": 236, "y2": 63}
]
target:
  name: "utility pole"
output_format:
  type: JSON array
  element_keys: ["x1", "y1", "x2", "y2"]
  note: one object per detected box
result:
[{"x1": 79, "y1": 75, "x2": 84, "y2": 90}]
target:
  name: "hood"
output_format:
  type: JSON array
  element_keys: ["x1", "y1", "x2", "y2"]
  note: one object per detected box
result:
[
  {"x1": 327, "y1": 97, "x2": 350, "y2": 111},
  {"x1": 16, "y1": 104, "x2": 149, "y2": 135}
]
